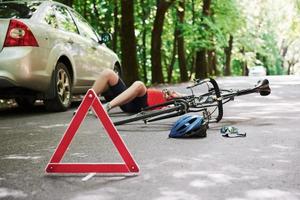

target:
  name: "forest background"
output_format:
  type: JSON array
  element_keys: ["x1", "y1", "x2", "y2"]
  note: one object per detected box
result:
[
  {"x1": 2, "y1": 0, "x2": 300, "y2": 107},
  {"x1": 1, "y1": 0, "x2": 300, "y2": 86},
  {"x1": 56, "y1": 0, "x2": 300, "y2": 85},
  {"x1": 2, "y1": 0, "x2": 300, "y2": 109}
]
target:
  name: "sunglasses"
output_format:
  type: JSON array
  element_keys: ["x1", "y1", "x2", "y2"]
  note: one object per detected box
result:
[{"x1": 220, "y1": 126, "x2": 246, "y2": 138}]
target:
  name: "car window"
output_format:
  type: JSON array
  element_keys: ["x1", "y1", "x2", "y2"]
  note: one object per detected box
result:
[
  {"x1": 44, "y1": 7, "x2": 58, "y2": 29},
  {"x1": 71, "y1": 10, "x2": 99, "y2": 42},
  {"x1": 54, "y1": 5, "x2": 78, "y2": 34},
  {"x1": 0, "y1": 2, "x2": 40, "y2": 19}
]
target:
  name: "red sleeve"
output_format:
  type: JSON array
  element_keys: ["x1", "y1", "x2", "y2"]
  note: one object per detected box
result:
[{"x1": 146, "y1": 88, "x2": 167, "y2": 107}]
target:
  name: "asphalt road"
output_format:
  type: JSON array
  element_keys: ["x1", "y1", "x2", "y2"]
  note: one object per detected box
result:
[{"x1": 0, "y1": 76, "x2": 299, "y2": 200}]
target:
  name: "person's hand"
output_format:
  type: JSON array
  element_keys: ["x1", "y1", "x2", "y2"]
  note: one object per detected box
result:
[{"x1": 162, "y1": 89, "x2": 184, "y2": 100}]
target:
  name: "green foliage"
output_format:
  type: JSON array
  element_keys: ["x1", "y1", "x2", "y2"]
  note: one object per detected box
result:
[
  {"x1": 231, "y1": 59, "x2": 244, "y2": 76},
  {"x1": 73, "y1": 0, "x2": 114, "y2": 32},
  {"x1": 69, "y1": 0, "x2": 297, "y2": 81},
  {"x1": 212, "y1": 0, "x2": 244, "y2": 45}
]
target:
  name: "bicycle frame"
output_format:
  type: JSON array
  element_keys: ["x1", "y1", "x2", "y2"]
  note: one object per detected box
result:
[{"x1": 113, "y1": 78, "x2": 271, "y2": 126}]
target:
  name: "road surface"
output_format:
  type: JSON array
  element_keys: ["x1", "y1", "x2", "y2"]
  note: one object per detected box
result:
[{"x1": 0, "y1": 76, "x2": 299, "y2": 200}]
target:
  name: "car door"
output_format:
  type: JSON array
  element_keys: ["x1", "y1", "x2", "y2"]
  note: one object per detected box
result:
[
  {"x1": 69, "y1": 10, "x2": 112, "y2": 80},
  {"x1": 53, "y1": 5, "x2": 93, "y2": 88}
]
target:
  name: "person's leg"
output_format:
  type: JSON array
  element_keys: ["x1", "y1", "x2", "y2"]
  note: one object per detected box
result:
[
  {"x1": 92, "y1": 69, "x2": 119, "y2": 95},
  {"x1": 74, "y1": 69, "x2": 120, "y2": 115},
  {"x1": 90, "y1": 69, "x2": 147, "y2": 112},
  {"x1": 109, "y1": 81, "x2": 147, "y2": 109}
]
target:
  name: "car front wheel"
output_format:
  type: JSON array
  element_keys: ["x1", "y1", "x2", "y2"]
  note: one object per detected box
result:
[{"x1": 45, "y1": 62, "x2": 72, "y2": 112}]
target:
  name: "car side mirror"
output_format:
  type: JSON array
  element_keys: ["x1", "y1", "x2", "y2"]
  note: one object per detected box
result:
[{"x1": 99, "y1": 33, "x2": 112, "y2": 44}]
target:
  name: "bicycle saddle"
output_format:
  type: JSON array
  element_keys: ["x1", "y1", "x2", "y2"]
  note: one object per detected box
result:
[{"x1": 255, "y1": 79, "x2": 271, "y2": 96}]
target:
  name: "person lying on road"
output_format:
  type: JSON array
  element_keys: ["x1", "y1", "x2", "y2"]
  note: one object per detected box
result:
[{"x1": 78, "y1": 69, "x2": 185, "y2": 114}]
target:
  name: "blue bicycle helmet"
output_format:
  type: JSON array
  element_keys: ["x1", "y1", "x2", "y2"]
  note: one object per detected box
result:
[{"x1": 169, "y1": 115, "x2": 208, "y2": 138}]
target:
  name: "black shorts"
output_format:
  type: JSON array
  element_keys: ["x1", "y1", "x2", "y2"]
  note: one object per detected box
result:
[{"x1": 102, "y1": 79, "x2": 148, "y2": 113}]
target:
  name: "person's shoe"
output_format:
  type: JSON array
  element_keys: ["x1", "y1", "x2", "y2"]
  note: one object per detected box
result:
[
  {"x1": 72, "y1": 103, "x2": 111, "y2": 117},
  {"x1": 88, "y1": 109, "x2": 98, "y2": 118},
  {"x1": 103, "y1": 102, "x2": 111, "y2": 113},
  {"x1": 73, "y1": 108, "x2": 97, "y2": 118}
]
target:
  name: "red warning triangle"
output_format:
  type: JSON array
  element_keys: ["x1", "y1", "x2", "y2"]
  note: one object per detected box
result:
[{"x1": 45, "y1": 89, "x2": 139, "y2": 174}]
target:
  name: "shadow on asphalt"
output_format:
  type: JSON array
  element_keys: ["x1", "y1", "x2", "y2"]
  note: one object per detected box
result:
[
  {"x1": 44, "y1": 174, "x2": 138, "y2": 180},
  {"x1": 0, "y1": 101, "x2": 80, "y2": 118}
]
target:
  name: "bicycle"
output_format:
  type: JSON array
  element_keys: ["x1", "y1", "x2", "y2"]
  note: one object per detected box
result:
[{"x1": 113, "y1": 78, "x2": 271, "y2": 126}]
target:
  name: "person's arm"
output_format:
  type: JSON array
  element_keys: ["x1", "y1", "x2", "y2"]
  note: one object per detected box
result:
[{"x1": 162, "y1": 89, "x2": 186, "y2": 100}]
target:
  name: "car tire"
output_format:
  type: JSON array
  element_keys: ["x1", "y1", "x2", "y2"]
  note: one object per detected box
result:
[
  {"x1": 45, "y1": 62, "x2": 72, "y2": 112},
  {"x1": 15, "y1": 97, "x2": 36, "y2": 109}
]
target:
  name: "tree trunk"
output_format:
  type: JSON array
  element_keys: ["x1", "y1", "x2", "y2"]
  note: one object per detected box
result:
[
  {"x1": 241, "y1": 47, "x2": 248, "y2": 75},
  {"x1": 92, "y1": 0, "x2": 100, "y2": 20},
  {"x1": 195, "y1": 50, "x2": 208, "y2": 79},
  {"x1": 177, "y1": 0, "x2": 188, "y2": 82},
  {"x1": 192, "y1": 0, "x2": 195, "y2": 24},
  {"x1": 112, "y1": 0, "x2": 119, "y2": 53},
  {"x1": 63, "y1": 0, "x2": 73, "y2": 7},
  {"x1": 140, "y1": 0, "x2": 150, "y2": 83},
  {"x1": 287, "y1": 60, "x2": 296, "y2": 75},
  {"x1": 224, "y1": 35, "x2": 233, "y2": 76},
  {"x1": 207, "y1": 50, "x2": 212, "y2": 75},
  {"x1": 280, "y1": 39, "x2": 289, "y2": 70},
  {"x1": 212, "y1": 50, "x2": 219, "y2": 76},
  {"x1": 189, "y1": 0, "x2": 196, "y2": 79},
  {"x1": 207, "y1": 50, "x2": 214, "y2": 75},
  {"x1": 167, "y1": 25, "x2": 178, "y2": 83},
  {"x1": 151, "y1": 0, "x2": 175, "y2": 84},
  {"x1": 195, "y1": 0, "x2": 211, "y2": 79},
  {"x1": 287, "y1": 62, "x2": 291, "y2": 75},
  {"x1": 202, "y1": 0, "x2": 211, "y2": 16},
  {"x1": 83, "y1": 0, "x2": 87, "y2": 19},
  {"x1": 120, "y1": 0, "x2": 139, "y2": 85}
]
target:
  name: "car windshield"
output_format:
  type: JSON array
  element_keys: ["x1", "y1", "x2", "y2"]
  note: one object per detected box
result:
[{"x1": 0, "y1": 2, "x2": 41, "y2": 19}]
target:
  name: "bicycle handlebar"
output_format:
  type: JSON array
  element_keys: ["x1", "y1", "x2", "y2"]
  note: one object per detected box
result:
[{"x1": 235, "y1": 79, "x2": 271, "y2": 97}]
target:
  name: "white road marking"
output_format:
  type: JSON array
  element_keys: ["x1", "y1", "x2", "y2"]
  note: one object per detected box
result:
[{"x1": 81, "y1": 173, "x2": 96, "y2": 181}]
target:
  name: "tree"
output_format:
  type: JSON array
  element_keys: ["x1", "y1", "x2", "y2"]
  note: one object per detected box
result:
[
  {"x1": 112, "y1": 0, "x2": 119, "y2": 53},
  {"x1": 224, "y1": 35, "x2": 233, "y2": 76},
  {"x1": 177, "y1": 0, "x2": 189, "y2": 82},
  {"x1": 63, "y1": 0, "x2": 73, "y2": 7},
  {"x1": 210, "y1": 0, "x2": 243, "y2": 76},
  {"x1": 151, "y1": 0, "x2": 175, "y2": 84},
  {"x1": 234, "y1": 0, "x2": 300, "y2": 75},
  {"x1": 71, "y1": 0, "x2": 299, "y2": 80},
  {"x1": 167, "y1": 24, "x2": 178, "y2": 83},
  {"x1": 195, "y1": 0, "x2": 211, "y2": 79},
  {"x1": 138, "y1": 0, "x2": 152, "y2": 83},
  {"x1": 120, "y1": 0, "x2": 139, "y2": 85}
]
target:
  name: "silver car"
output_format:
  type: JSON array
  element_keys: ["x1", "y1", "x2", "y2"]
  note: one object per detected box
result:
[{"x1": 0, "y1": 1, "x2": 122, "y2": 111}]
